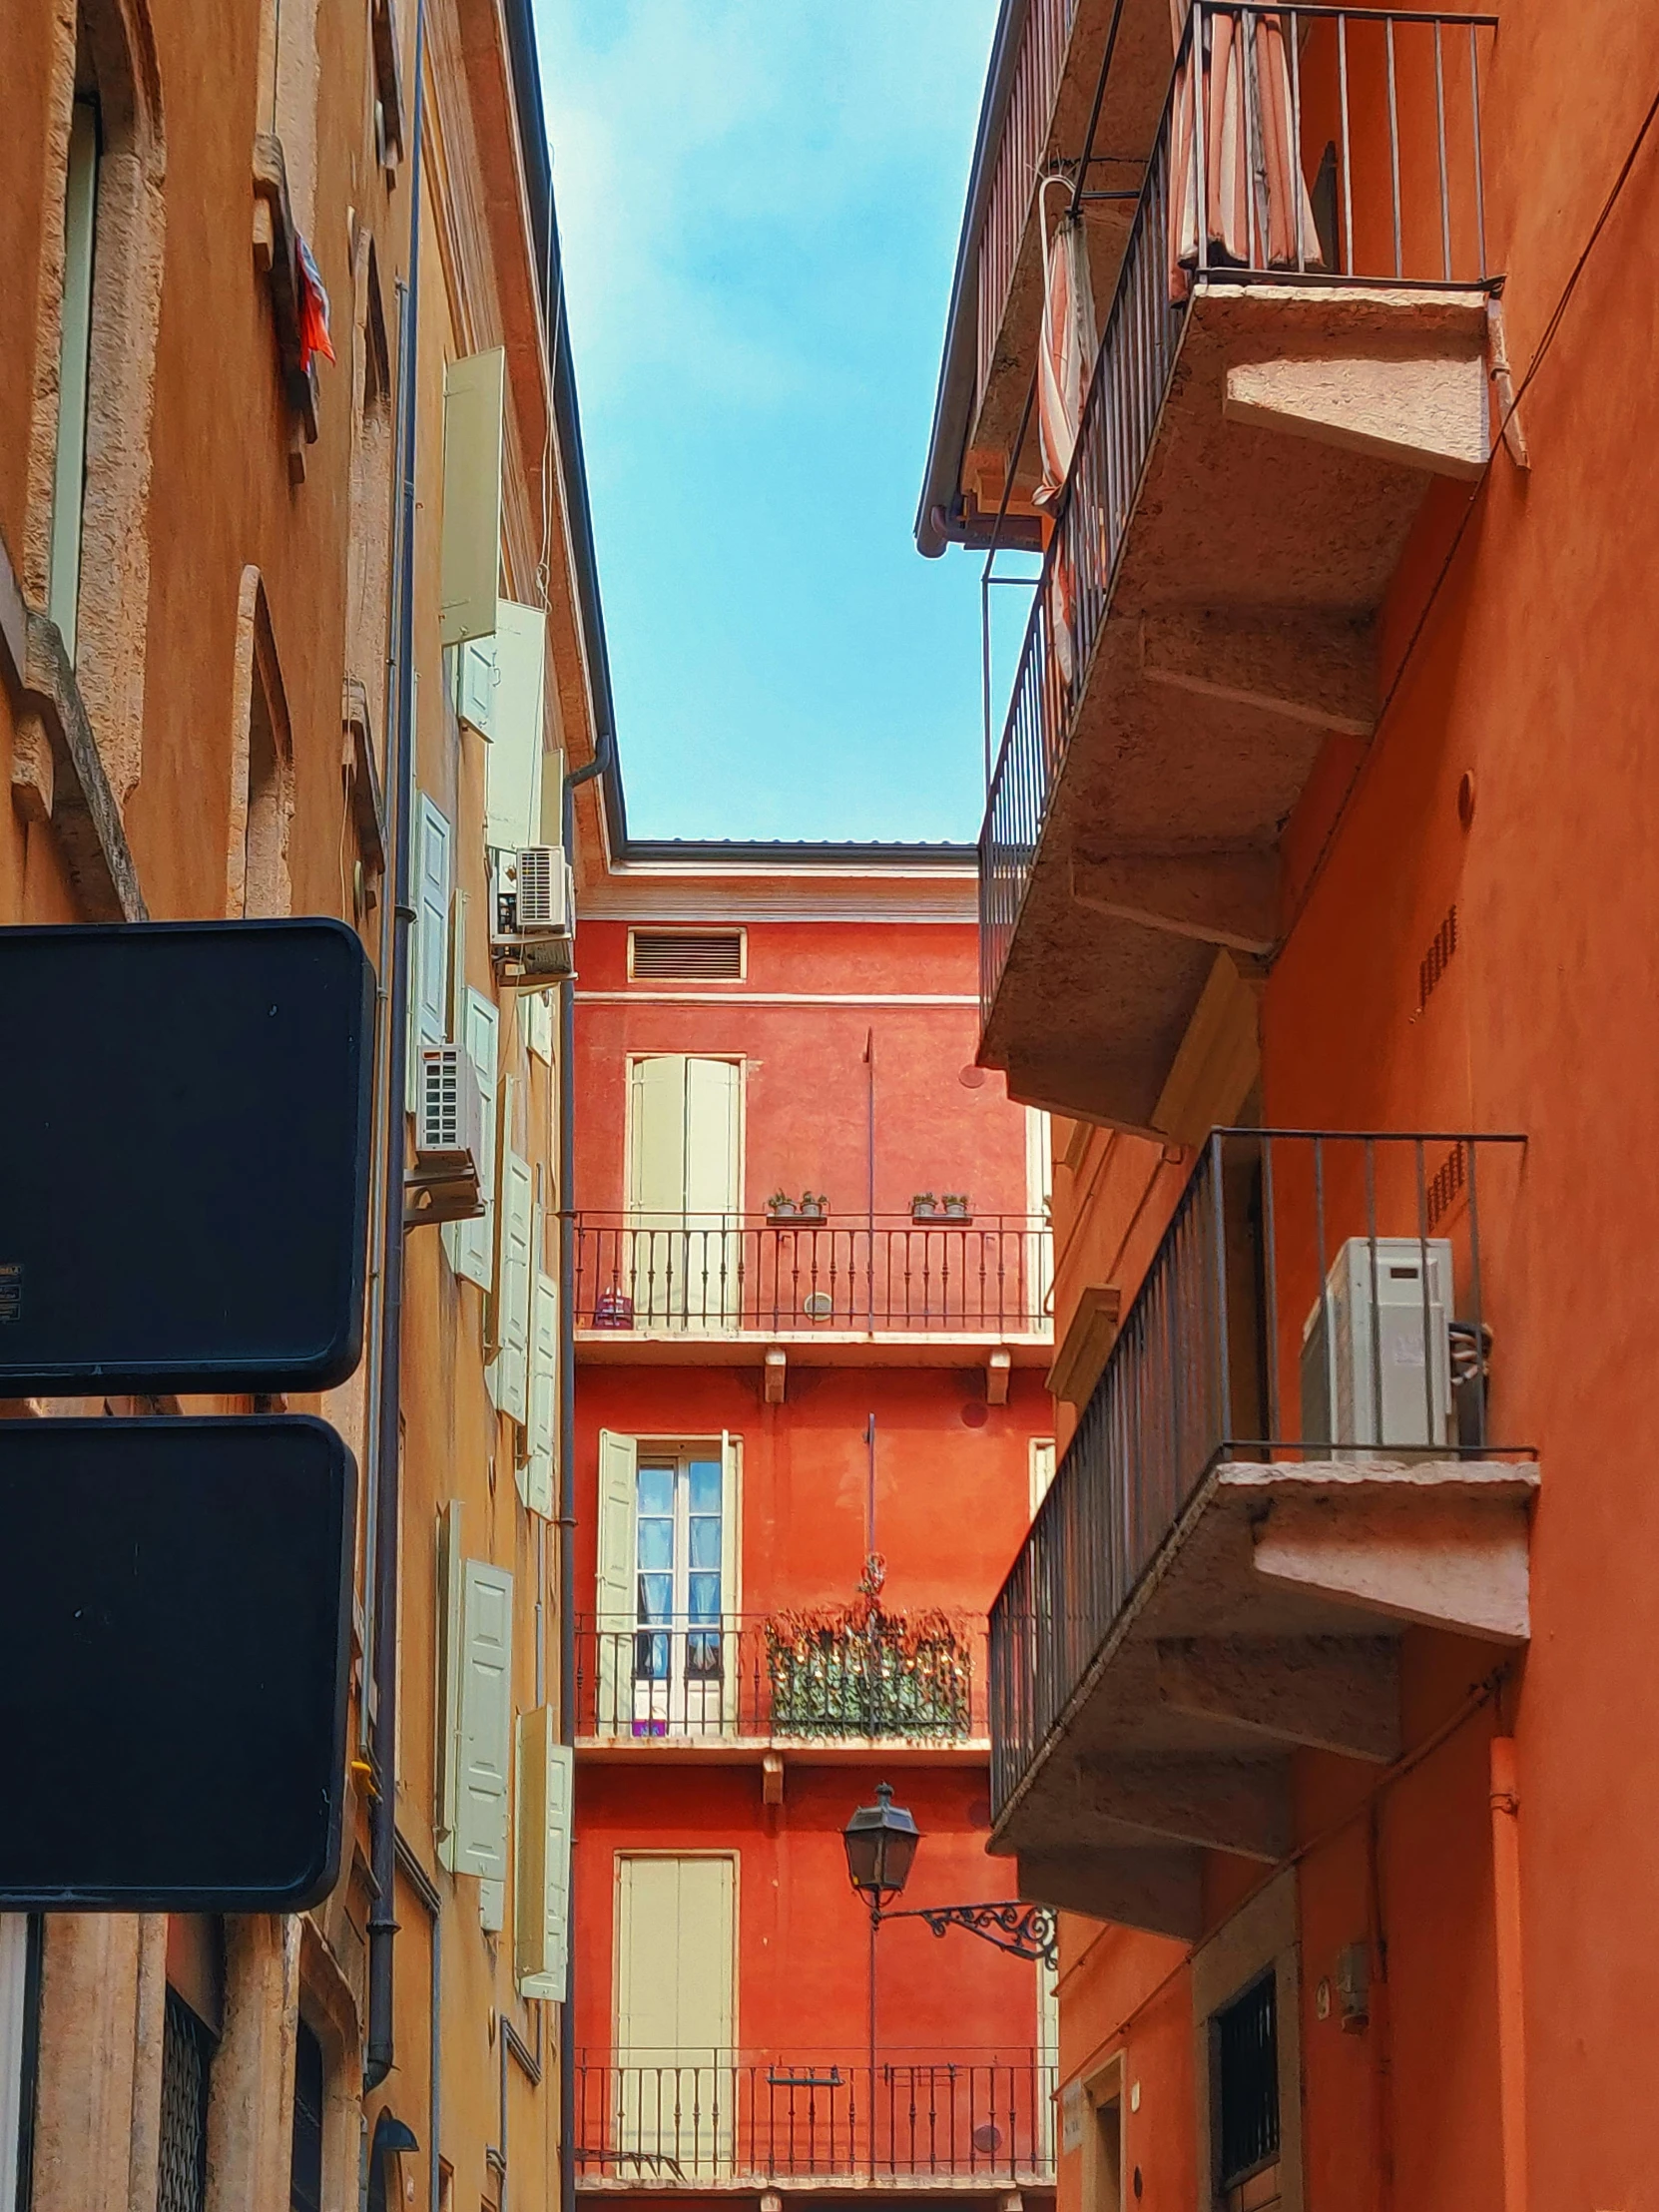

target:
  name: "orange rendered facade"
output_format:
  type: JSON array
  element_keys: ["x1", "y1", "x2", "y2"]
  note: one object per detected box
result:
[
  {"x1": 920, "y1": 2, "x2": 1659, "y2": 2211},
  {"x1": 568, "y1": 861, "x2": 1060, "y2": 2209}
]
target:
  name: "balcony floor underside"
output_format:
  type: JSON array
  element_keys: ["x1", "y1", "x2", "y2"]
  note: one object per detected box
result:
[
  {"x1": 576, "y1": 1332, "x2": 1052, "y2": 1369},
  {"x1": 993, "y1": 1454, "x2": 1536, "y2": 1939},
  {"x1": 985, "y1": 283, "x2": 1490, "y2": 1133},
  {"x1": 576, "y1": 2179, "x2": 1058, "y2": 2199}
]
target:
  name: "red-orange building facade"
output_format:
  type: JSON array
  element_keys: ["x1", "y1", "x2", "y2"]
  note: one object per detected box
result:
[
  {"x1": 567, "y1": 850, "x2": 1060, "y2": 2210},
  {"x1": 916, "y1": 2, "x2": 1659, "y2": 2211}
]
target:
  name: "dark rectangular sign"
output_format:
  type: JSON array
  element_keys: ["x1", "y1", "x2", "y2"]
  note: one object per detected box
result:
[
  {"x1": 0, "y1": 1416, "x2": 353, "y2": 1910},
  {"x1": 0, "y1": 917, "x2": 372, "y2": 1393}
]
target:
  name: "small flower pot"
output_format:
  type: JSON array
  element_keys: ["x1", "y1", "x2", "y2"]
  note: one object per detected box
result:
[
  {"x1": 767, "y1": 1205, "x2": 802, "y2": 1226},
  {"x1": 910, "y1": 1200, "x2": 940, "y2": 1224}
]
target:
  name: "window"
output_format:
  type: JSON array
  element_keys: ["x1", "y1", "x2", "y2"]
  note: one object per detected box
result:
[
  {"x1": 595, "y1": 1434, "x2": 739, "y2": 1737},
  {"x1": 1030, "y1": 1437, "x2": 1057, "y2": 1514},
  {"x1": 48, "y1": 95, "x2": 99, "y2": 659},
  {"x1": 626, "y1": 1057, "x2": 743, "y2": 1330},
  {"x1": 288, "y1": 2016, "x2": 324, "y2": 2212},
  {"x1": 628, "y1": 929, "x2": 746, "y2": 982},
  {"x1": 157, "y1": 1989, "x2": 213, "y2": 2212},
  {"x1": 1215, "y1": 1972, "x2": 1279, "y2": 2201}
]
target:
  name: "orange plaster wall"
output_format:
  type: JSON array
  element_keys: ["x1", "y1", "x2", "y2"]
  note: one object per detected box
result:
[{"x1": 575, "y1": 920, "x2": 1035, "y2": 1222}]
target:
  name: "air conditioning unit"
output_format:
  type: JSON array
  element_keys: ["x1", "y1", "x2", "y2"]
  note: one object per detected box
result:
[
  {"x1": 417, "y1": 1043, "x2": 484, "y2": 1168},
  {"x1": 493, "y1": 846, "x2": 573, "y2": 941},
  {"x1": 1300, "y1": 1236, "x2": 1453, "y2": 1453}
]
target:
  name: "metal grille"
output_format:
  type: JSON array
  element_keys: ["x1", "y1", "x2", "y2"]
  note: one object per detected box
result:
[
  {"x1": 629, "y1": 930, "x2": 744, "y2": 980},
  {"x1": 157, "y1": 1992, "x2": 211, "y2": 2212},
  {"x1": 288, "y1": 2016, "x2": 324, "y2": 2212},
  {"x1": 1216, "y1": 1974, "x2": 1279, "y2": 2191}
]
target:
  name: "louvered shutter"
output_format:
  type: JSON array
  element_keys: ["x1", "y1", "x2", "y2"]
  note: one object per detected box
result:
[
  {"x1": 439, "y1": 349, "x2": 504, "y2": 647},
  {"x1": 515, "y1": 1708, "x2": 572, "y2": 1996},
  {"x1": 445, "y1": 987, "x2": 499, "y2": 1289},
  {"x1": 434, "y1": 1500, "x2": 465, "y2": 1869},
  {"x1": 595, "y1": 1431, "x2": 637, "y2": 1732},
  {"x1": 483, "y1": 602, "x2": 547, "y2": 850},
  {"x1": 454, "y1": 1558, "x2": 513, "y2": 1880},
  {"x1": 407, "y1": 793, "x2": 452, "y2": 1111},
  {"x1": 521, "y1": 1269, "x2": 557, "y2": 1518},
  {"x1": 488, "y1": 1146, "x2": 533, "y2": 1422}
]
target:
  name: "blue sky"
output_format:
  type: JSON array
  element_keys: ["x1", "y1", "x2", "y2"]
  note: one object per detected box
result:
[{"x1": 535, "y1": 2, "x2": 1009, "y2": 842}]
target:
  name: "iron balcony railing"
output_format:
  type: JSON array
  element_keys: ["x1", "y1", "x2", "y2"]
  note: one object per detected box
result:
[
  {"x1": 978, "y1": 3, "x2": 1498, "y2": 1024},
  {"x1": 575, "y1": 2050, "x2": 1056, "y2": 2186},
  {"x1": 989, "y1": 1129, "x2": 1526, "y2": 1816},
  {"x1": 976, "y1": 0, "x2": 1082, "y2": 411},
  {"x1": 575, "y1": 1214, "x2": 1052, "y2": 1338},
  {"x1": 576, "y1": 1611, "x2": 988, "y2": 1745}
]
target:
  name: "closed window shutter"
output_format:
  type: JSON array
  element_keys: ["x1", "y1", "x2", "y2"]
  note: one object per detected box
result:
[
  {"x1": 515, "y1": 1708, "x2": 572, "y2": 1996},
  {"x1": 487, "y1": 1146, "x2": 533, "y2": 1422},
  {"x1": 628, "y1": 1056, "x2": 689, "y2": 1217},
  {"x1": 408, "y1": 792, "x2": 452, "y2": 1112},
  {"x1": 434, "y1": 1499, "x2": 465, "y2": 1869},
  {"x1": 439, "y1": 348, "x2": 504, "y2": 647},
  {"x1": 455, "y1": 1558, "x2": 513, "y2": 1881},
  {"x1": 444, "y1": 987, "x2": 499, "y2": 1289},
  {"x1": 483, "y1": 602, "x2": 547, "y2": 850},
  {"x1": 525, "y1": 989, "x2": 553, "y2": 1064},
  {"x1": 685, "y1": 1059, "x2": 742, "y2": 1216},
  {"x1": 595, "y1": 1431, "x2": 637, "y2": 1730},
  {"x1": 521, "y1": 1268, "x2": 557, "y2": 1518}
]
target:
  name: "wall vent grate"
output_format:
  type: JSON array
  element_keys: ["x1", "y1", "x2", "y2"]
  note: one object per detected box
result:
[{"x1": 630, "y1": 929, "x2": 745, "y2": 981}]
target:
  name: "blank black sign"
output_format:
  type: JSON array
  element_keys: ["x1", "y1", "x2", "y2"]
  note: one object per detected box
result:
[
  {"x1": 0, "y1": 918, "x2": 372, "y2": 1394},
  {"x1": 0, "y1": 1417, "x2": 353, "y2": 1910}
]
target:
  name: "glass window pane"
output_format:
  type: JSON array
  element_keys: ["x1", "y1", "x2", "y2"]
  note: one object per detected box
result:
[
  {"x1": 637, "y1": 1463, "x2": 674, "y2": 1517},
  {"x1": 637, "y1": 1519, "x2": 674, "y2": 1571},
  {"x1": 688, "y1": 1459, "x2": 723, "y2": 1514},
  {"x1": 688, "y1": 1571, "x2": 722, "y2": 1620},
  {"x1": 688, "y1": 1516, "x2": 722, "y2": 1570},
  {"x1": 637, "y1": 1573, "x2": 672, "y2": 1622}
]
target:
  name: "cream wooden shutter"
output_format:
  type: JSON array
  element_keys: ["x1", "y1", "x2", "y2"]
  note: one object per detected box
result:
[
  {"x1": 488, "y1": 1146, "x2": 533, "y2": 1422},
  {"x1": 616, "y1": 1856, "x2": 735, "y2": 2053},
  {"x1": 444, "y1": 986, "x2": 499, "y2": 1289},
  {"x1": 457, "y1": 635, "x2": 497, "y2": 738},
  {"x1": 455, "y1": 1558, "x2": 513, "y2": 1881},
  {"x1": 628, "y1": 1056, "x2": 690, "y2": 1217},
  {"x1": 525, "y1": 989, "x2": 553, "y2": 1064},
  {"x1": 515, "y1": 1708, "x2": 573, "y2": 1996},
  {"x1": 684, "y1": 1059, "x2": 742, "y2": 1216},
  {"x1": 595, "y1": 1431, "x2": 637, "y2": 1731},
  {"x1": 439, "y1": 348, "x2": 504, "y2": 646},
  {"x1": 522, "y1": 1268, "x2": 558, "y2": 1518},
  {"x1": 720, "y1": 1432, "x2": 742, "y2": 1723},
  {"x1": 408, "y1": 793, "x2": 452, "y2": 1110},
  {"x1": 48, "y1": 100, "x2": 98, "y2": 657},
  {"x1": 483, "y1": 602, "x2": 547, "y2": 849},
  {"x1": 434, "y1": 1499, "x2": 465, "y2": 1869}
]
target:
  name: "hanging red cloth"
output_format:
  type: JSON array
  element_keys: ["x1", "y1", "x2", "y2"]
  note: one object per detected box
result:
[{"x1": 295, "y1": 234, "x2": 335, "y2": 372}]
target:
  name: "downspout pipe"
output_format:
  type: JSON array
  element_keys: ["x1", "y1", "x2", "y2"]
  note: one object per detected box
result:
[
  {"x1": 556, "y1": 740, "x2": 609, "y2": 2212},
  {"x1": 364, "y1": 0, "x2": 427, "y2": 2097},
  {"x1": 1490, "y1": 1738, "x2": 1526, "y2": 2212}
]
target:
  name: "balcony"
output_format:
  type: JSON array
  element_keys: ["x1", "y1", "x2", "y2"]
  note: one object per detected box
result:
[
  {"x1": 977, "y1": 5, "x2": 1498, "y2": 1130},
  {"x1": 575, "y1": 2050, "x2": 1056, "y2": 2193},
  {"x1": 987, "y1": 1131, "x2": 1536, "y2": 1939},
  {"x1": 575, "y1": 1215, "x2": 1052, "y2": 1371},
  {"x1": 576, "y1": 1609, "x2": 989, "y2": 1761}
]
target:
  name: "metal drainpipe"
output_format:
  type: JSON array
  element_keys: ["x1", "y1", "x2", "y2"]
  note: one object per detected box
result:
[
  {"x1": 557, "y1": 744, "x2": 606, "y2": 2209},
  {"x1": 364, "y1": 0, "x2": 427, "y2": 2097}
]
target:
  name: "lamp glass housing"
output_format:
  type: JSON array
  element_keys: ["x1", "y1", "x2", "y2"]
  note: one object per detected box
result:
[{"x1": 842, "y1": 1783, "x2": 920, "y2": 1903}]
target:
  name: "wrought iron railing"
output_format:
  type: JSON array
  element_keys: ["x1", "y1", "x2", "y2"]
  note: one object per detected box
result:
[
  {"x1": 989, "y1": 1129, "x2": 1526, "y2": 1816},
  {"x1": 976, "y1": 0, "x2": 1082, "y2": 412},
  {"x1": 575, "y1": 2050, "x2": 1055, "y2": 2185},
  {"x1": 978, "y1": 4, "x2": 1498, "y2": 1025},
  {"x1": 575, "y1": 1214, "x2": 1051, "y2": 1338},
  {"x1": 577, "y1": 1611, "x2": 987, "y2": 1745}
]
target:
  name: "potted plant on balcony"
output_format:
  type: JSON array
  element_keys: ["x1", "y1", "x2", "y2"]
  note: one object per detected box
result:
[
  {"x1": 909, "y1": 1192, "x2": 938, "y2": 1223},
  {"x1": 940, "y1": 1193, "x2": 972, "y2": 1223},
  {"x1": 769, "y1": 1189, "x2": 829, "y2": 1226}
]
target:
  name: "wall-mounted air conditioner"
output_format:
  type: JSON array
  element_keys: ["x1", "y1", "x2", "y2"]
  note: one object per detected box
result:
[
  {"x1": 417, "y1": 1043, "x2": 485, "y2": 1169},
  {"x1": 1300, "y1": 1236, "x2": 1453, "y2": 1453},
  {"x1": 493, "y1": 846, "x2": 573, "y2": 942}
]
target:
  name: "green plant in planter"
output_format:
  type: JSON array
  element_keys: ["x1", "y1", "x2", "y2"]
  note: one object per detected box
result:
[{"x1": 764, "y1": 1601, "x2": 972, "y2": 1738}]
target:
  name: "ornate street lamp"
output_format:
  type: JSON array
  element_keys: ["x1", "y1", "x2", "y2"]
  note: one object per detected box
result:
[
  {"x1": 840, "y1": 1783, "x2": 1057, "y2": 1965},
  {"x1": 841, "y1": 1783, "x2": 921, "y2": 1913}
]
